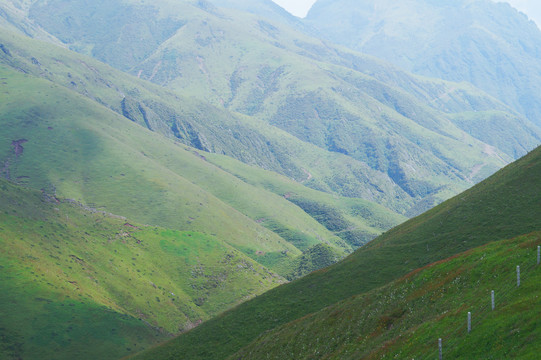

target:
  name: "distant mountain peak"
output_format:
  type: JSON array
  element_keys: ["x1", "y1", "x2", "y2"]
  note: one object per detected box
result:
[{"x1": 305, "y1": 0, "x2": 541, "y2": 128}]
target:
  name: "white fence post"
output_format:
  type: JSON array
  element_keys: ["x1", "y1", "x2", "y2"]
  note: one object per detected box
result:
[
  {"x1": 491, "y1": 290, "x2": 495, "y2": 311},
  {"x1": 467, "y1": 312, "x2": 471, "y2": 333},
  {"x1": 439, "y1": 338, "x2": 443, "y2": 360},
  {"x1": 517, "y1": 265, "x2": 521, "y2": 287},
  {"x1": 537, "y1": 246, "x2": 540, "y2": 265}
]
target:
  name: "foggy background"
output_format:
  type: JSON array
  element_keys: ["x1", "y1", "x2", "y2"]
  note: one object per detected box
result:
[{"x1": 272, "y1": 0, "x2": 541, "y2": 27}]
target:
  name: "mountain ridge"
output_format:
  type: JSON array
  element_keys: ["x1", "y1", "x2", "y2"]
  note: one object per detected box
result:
[
  {"x1": 305, "y1": 0, "x2": 541, "y2": 127},
  {"x1": 2, "y1": 0, "x2": 540, "y2": 219}
]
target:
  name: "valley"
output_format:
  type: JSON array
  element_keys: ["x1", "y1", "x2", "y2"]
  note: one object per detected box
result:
[
  {"x1": 130, "y1": 143, "x2": 541, "y2": 359},
  {"x1": 0, "y1": 0, "x2": 540, "y2": 359}
]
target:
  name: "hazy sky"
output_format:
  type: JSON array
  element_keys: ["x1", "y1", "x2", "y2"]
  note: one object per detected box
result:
[
  {"x1": 504, "y1": 0, "x2": 541, "y2": 26},
  {"x1": 271, "y1": 0, "x2": 316, "y2": 18},
  {"x1": 272, "y1": 0, "x2": 541, "y2": 27}
]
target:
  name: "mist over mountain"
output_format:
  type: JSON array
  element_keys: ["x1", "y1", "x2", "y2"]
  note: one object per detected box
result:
[{"x1": 305, "y1": 0, "x2": 541, "y2": 127}]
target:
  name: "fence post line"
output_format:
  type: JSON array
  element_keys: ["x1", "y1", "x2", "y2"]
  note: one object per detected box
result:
[
  {"x1": 439, "y1": 338, "x2": 443, "y2": 360},
  {"x1": 468, "y1": 312, "x2": 472, "y2": 333},
  {"x1": 517, "y1": 265, "x2": 521, "y2": 287},
  {"x1": 491, "y1": 290, "x2": 495, "y2": 311}
]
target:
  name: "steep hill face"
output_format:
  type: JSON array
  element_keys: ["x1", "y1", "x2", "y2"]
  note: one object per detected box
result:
[
  {"x1": 0, "y1": 0, "x2": 62, "y2": 43},
  {"x1": 0, "y1": 17, "x2": 417, "y2": 215},
  {"x1": 27, "y1": 0, "x2": 187, "y2": 72},
  {"x1": 305, "y1": 0, "x2": 541, "y2": 127},
  {"x1": 0, "y1": 178, "x2": 283, "y2": 360},
  {"x1": 0, "y1": 24, "x2": 414, "y2": 359},
  {"x1": 1, "y1": 60, "x2": 357, "y2": 275},
  {"x1": 0, "y1": 29, "x2": 408, "y2": 257},
  {"x1": 7, "y1": 0, "x2": 541, "y2": 217},
  {"x1": 230, "y1": 232, "x2": 541, "y2": 359},
  {"x1": 131, "y1": 144, "x2": 541, "y2": 359}
]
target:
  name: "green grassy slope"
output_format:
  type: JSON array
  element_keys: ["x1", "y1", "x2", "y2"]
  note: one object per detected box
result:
[
  {"x1": 132, "y1": 4, "x2": 515, "y2": 204},
  {"x1": 0, "y1": 27, "x2": 418, "y2": 218},
  {"x1": 0, "y1": 24, "x2": 413, "y2": 257},
  {"x1": 130, "y1": 144, "x2": 541, "y2": 360},
  {"x1": 231, "y1": 232, "x2": 541, "y2": 359},
  {"x1": 0, "y1": 27, "x2": 415, "y2": 214},
  {"x1": 450, "y1": 110, "x2": 541, "y2": 159},
  {"x1": 0, "y1": 53, "x2": 408, "y2": 276},
  {"x1": 0, "y1": 178, "x2": 284, "y2": 360},
  {"x1": 207, "y1": 153, "x2": 407, "y2": 248},
  {"x1": 0, "y1": 65, "x2": 304, "y2": 264},
  {"x1": 0, "y1": 0, "x2": 62, "y2": 44},
  {"x1": 25, "y1": 0, "x2": 187, "y2": 72}
]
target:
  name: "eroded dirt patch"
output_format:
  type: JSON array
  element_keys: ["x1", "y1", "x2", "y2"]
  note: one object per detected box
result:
[{"x1": 11, "y1": 139, "x2": 28, "y2": 157}]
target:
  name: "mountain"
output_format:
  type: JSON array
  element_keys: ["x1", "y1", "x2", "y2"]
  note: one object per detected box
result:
[
  {"x1": 130, "y1": 144, "x2": 541, "y2": 359},
  {"x1": 7, "y1": 0, "x2": 541, "y2": 217},
  {"x1": 0, "y1": 53, "x2": 406, "y2": 358},
  {"x1": 0, "y1": 17, "x2": 414, "y2": 215},
  {"x1": 209, "y1": 0, "x2": 305, "y2": 28},
  {"x1": 305, "y1": 0, "x2": 541, "y2": 127},
  {"x1": 0, "y1": 51, "x2": 384, "y2": 358},
  {"x1": 0, "y1": 27, "x2": 411, "y2": 260},
  {"x1": 0, "y1": 0, "x2": 539, "y2": 358},
  {"x1": 122, "y1": 0, "x2": 525, "y2": 206},
  {"x1": 0, "y1": 23, "x2": 416, "y2": 357},
  {"x1": 0, "y1": 0, "x2": 62, "y2": 44}
]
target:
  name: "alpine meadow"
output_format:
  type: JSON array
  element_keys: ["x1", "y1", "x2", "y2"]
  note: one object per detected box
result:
[{"x1": 0, "y1": 0, "x2": 539, "y2": 359}]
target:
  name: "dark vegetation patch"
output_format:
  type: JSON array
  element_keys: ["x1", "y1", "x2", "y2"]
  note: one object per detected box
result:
[
  {"x1": 262, "y1": 219, "x2": 317, "y2": 251},
  {"x1": 288, "y1": 197, "x2": 350, "y2": 233},
  {"x1": 287, "y1": 197, "x2": 369, "y2": 247},
  {"x1": 0, "y1": 43, "x2": 11, "y2": 56},
  {"x1": 278, "y1": 243, "x2": 344, "y2": 281}
]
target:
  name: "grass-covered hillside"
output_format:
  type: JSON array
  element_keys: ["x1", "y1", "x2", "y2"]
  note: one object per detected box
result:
[
  {"x1": 231, "y1": 232, "x2": 541, "y2": 359},
  {"x1": 0, "y1": 0, "x2": 62, "y2": 44},
  {"x1": 0, "y1": 64, "x2": 297, "y2": 267},
  {"x1": 5, "y1": 0, "x2": 540, "y2": 216},
  {"x1": 0, "y1": 20, "x2": 412, "y2": 359},
  {"x1": 206, "y1": 153, "x2": 406, "y2": 249},
  {"x1": 126, "y1": 1, "x2": 526, "y2": 208},
  {"x1": 0, "y1": 28, "x2": 414, "y2": 215},
  {"x1": 0, "y1": 40, "x2": 412, "y2": 276},
  {"x1": 130, "y1": 144, "x2": 541, "y2": 360},
  {"x1": 0, "y1": 178, "x2": 284, "y2": 360}
]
